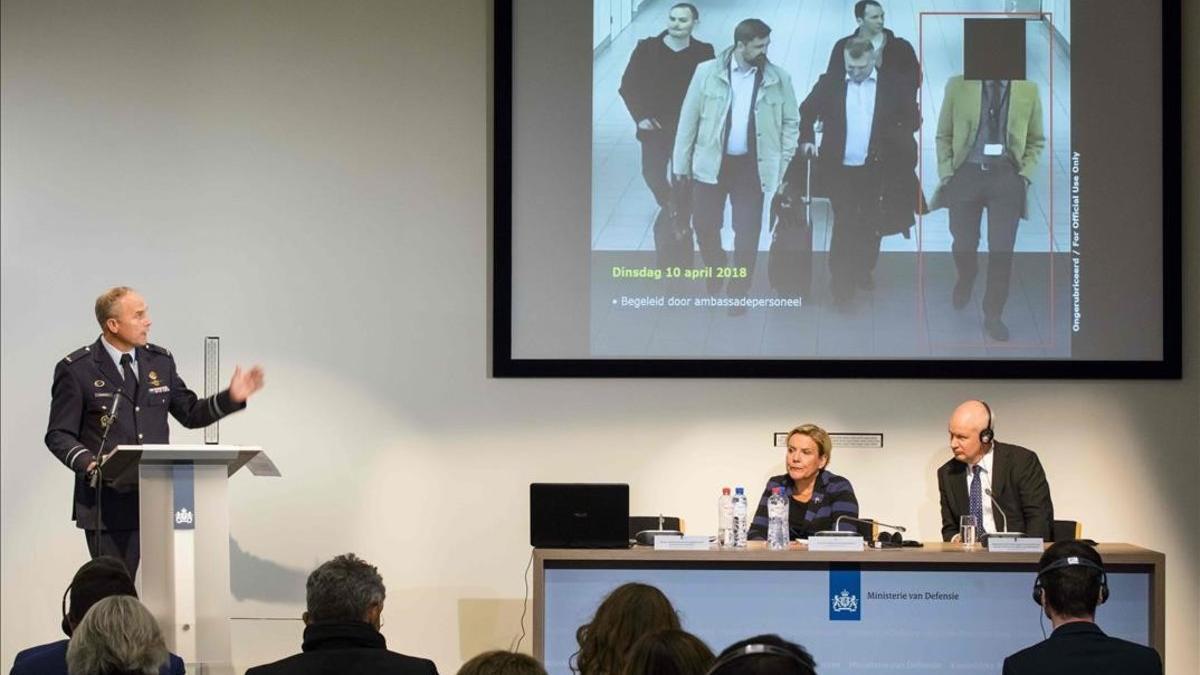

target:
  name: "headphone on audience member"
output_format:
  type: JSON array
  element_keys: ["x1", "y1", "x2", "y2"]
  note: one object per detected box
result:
[
  {"x1": 706, "y1": 643, "x2": 817, "y2": 675},
  {"x1": 978, "y1": 400, "x2": 995, "y2": 445},
  {"x1": 1032, "y1": 555, "x2": 1109, "y2": 606},
  {"x1": 60, "y1": 556, "x2": 137, "y2": 636}
]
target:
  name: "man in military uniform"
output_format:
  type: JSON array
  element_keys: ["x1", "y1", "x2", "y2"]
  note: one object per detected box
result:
[{"x1": 45, "y1": 287, "x2": 264, "y2": 575}]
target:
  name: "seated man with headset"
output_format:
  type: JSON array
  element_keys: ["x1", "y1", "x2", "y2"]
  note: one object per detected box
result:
[
  {"x1": 936, "y1": 399, "x2": 1054, "y2": 541},
  {"x1": 1003, "y1": 540, "x2": 1162, "y2": 674}
]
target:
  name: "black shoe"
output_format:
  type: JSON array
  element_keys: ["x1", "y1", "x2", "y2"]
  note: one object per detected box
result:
[
  {"x1": 952, "y1": 280, "x2": 972, "y2": 309},
  {"x1": 985, "y1": 317, "x2": 1010, "y2": 341}
]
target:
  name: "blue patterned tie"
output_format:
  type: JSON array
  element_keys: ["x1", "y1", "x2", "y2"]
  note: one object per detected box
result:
[{"x1": 969, "y1": 465, "x2": 986, "y2": 535}]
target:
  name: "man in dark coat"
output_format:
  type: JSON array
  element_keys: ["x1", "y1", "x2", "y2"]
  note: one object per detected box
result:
[
  {"x1": 246, "y1": 554, "x2": 439, "y2": 675},
  {"x1": 937, "y1": 400, "x2": 1054, "y2": 541},
  {"x1": 798, "y1": 38, "x2": 921, "y2": 307},
  {"x1": 45, "y1": 286, "x2": 264, "y2": 575},
  {"x1": 618, "y1": 3, "x2": 714, "y2": 211},
  {"x1": 1003, "y1": 541, "x2": 1162, "y2": 674}
]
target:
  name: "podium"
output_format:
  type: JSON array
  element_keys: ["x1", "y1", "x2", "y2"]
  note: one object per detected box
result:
[{"x1": 102, "y1": 444, "x2": 279, "y2": 673}]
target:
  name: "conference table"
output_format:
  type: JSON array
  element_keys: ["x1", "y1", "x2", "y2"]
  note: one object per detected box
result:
[{"x1": 532, "y1": 543, "x2": 1163, "y2": 674}]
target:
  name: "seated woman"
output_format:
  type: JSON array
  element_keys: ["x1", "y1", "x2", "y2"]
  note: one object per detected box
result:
[
  {"x1": 572, "y1": 582, "x2": 680, "y2": 675},
  {"x1": 748, "y1": 423, "x2": 858, "y2": 540}
]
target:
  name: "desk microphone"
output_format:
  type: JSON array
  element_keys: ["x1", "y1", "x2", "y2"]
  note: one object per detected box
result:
[
  {"x1": 983, "y1": 488, "x2": 1025, "y2": 537},
  {"x1": 833, "y1": 515, "x2": 907, "y2": 533}
]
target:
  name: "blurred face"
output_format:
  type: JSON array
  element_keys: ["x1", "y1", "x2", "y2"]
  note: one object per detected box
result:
[
  {"x1": 666, "y1": 6, "x2": 697, "y2": 39},
  {"x1": 858, "y1": 4, "x2": 885, "y2": 36},
  {"x1": 737, "y1": 36, "x2": 770, "y2": 67},
  {"x1": 786, "y1": 433, "x2": 827, "y2": 484},
  {"x1": 948, "y1": 406, "x2": 989, "y2": 465},
  {"x1": 104, "y1": 292, "x2": 151, "y2": 350},
  {"x1": 845, "y1": 51, "x2": 875, "y2": 82}
]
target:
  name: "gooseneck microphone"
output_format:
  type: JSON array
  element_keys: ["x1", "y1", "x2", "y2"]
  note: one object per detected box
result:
[
  {"x1": 90, "y1": 392, "x2": 122, "y2": 554},
  {"x1": 833, "y1": 515, "x2": 907, "y2": 533},
  {"x1": 983, "y1": 488, "x2": 1025, "y2": 537}
]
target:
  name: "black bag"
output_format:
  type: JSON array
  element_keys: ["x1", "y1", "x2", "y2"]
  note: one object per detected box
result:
[
  {"x1": 768, "y1": 164, "x2": 813, "y2": 297},
  {"x1": 655, "y1": 177, "x2": 695, "y2": 270}
]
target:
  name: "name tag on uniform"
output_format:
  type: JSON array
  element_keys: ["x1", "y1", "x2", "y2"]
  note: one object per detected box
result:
[
  {"x1": 93, "y1": 392, "x2": 114, "y2": 398},
  {"x1": 149, "y1": 385, "x2": 171, "y2": 395},
  {"x1": 984, "y1": 143, "x2": 1004, "y2": 156}
]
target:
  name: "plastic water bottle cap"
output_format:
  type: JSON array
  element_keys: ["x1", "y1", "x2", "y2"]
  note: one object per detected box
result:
[
  {"x1": 722, "y1": 487, "x2": 731, "y2": 495},
  {"x1": 735, "y1": 486, "x2": 745, "y2": 495}
]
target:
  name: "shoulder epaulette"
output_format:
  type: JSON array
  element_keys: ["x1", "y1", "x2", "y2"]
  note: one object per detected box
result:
[
  {"x1": 62, "y1": 345, "x2": 92, "y2": 364},
  {"x1": 145, "y1": 343, "x2": 173, "y2": 357}
]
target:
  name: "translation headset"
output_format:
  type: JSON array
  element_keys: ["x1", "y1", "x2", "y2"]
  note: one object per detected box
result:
[
  {"x1": 60, "y1": 556, "x2": 136, "y2": 636},
  {"x1": 978, "y1": 400, "x2": 995, "y2": 445},
  {"x1": 1032, "y1": 555, "x2": 1110, "y2": 606},
  {"x1": 706, "y1": 643, "x2": 816, "y2": 675}
]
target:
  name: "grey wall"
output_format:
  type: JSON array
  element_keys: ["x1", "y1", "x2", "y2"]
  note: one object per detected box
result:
[{"x1": 2, "y1": 1, "x2": 1196, "y2": 673}]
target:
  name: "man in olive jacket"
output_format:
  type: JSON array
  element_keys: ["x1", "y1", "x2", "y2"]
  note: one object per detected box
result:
[
  {"x1": 933, "y1": 74, "x2": 1045, "y2": 341},
  {"x1": 673, "y1": 18, "x2": 799, "y2": 313}
]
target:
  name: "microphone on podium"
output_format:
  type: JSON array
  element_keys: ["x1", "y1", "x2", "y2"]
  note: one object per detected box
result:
[{"x1": 983, "y1": 488, "x2": 1025, "y2": 538}]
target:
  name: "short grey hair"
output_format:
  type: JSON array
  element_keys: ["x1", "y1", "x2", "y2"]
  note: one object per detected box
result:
[
  {"x1": 66, "y1": 595, "x2": 168, "y2": 675},
  {"x1": 306, "y1": 553, "x2": 386, "y2": 623},
  {"x1": 94, "y1": 286, "x2": 135, "y2": 329}
]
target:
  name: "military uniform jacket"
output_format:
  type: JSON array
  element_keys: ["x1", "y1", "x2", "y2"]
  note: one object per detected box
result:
[{"x1": 45, "y1": 338, "x2": 245, "y2": 530}]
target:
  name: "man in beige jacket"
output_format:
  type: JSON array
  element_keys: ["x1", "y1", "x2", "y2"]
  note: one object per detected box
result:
[{"x1": 674, "y1": 18, "x2": 799, "y2": 314}]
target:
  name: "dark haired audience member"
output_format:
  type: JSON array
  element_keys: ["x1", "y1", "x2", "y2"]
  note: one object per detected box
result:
[
  {"x1": 709, "y1": 635, "x2": 816, "y2": 675},
  {"x1": 620, "y1": 629, "x2": 714, "y2": 675},
  {"x1": 11, "y1": 556, "x2": 184, "y2": 675},
  {"x1": 1002, "y1": 541, "x2": 1162, "y2": 675},
  {"x1": 572, "y1": 582, "x2": 680, "y2": 675},
  {"x1": 246, "y1": 553, "x2": 438, "y2": 675},
  {"x1": 456, "y1": 651, "x2": 547, "y2": 675}
]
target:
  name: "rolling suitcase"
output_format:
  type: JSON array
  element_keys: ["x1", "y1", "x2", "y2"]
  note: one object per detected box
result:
[{"x1": 768, "y1": 158, "x2": 814, "y2": 297}]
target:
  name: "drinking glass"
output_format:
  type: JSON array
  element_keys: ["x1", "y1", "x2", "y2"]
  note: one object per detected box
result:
[{"x1": 960, "y1": 515, "x2": 979, "y2": 548}]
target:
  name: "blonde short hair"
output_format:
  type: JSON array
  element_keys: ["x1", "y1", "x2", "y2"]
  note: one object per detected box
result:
[
  {"x1": 66, "y1": 595, "x2": 168, "y2": 675},
  {"x1": 787, "y1": 423, "x2": 833, "y2": 465},
  {"x1": 94, "y1": 286, "x2": 135, "y2": 329}
]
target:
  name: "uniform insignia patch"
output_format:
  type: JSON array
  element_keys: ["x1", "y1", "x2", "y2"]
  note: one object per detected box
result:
[{"x1": 94, "y1": 379, "x2": 105, "y2": 388}]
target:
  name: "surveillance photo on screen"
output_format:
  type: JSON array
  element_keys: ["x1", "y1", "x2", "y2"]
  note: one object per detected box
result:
[{"x1": 507, "y1": 0, "x2": 1171, "y2": 365}]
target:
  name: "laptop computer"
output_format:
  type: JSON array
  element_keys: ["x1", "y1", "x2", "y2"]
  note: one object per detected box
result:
[{"x1": 530, "y1": 483, "x2": 630, "y2": 548}]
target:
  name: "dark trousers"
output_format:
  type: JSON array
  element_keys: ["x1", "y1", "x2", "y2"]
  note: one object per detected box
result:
[
  {"x1": 639, "y1": 129, "x2": 673, "y2": 207},
  {"x1": 829, "y1": 164, "x2": 883, "y2": 301},
  {"x1": 692, "y1": 154, "x2": 765, "y2": 297},
  {"x1": 948, "y1": 162, "x2": 1025, "y2": 319},
  {"x1": 85, "y1": 528, "x2": 140, "y2": 578}
]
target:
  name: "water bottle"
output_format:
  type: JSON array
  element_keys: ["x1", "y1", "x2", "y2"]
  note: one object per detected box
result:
[
  {"x1": 731, "y1": 486, "x2": 748, "y2": 548},
  {"x1": 717, "y1": 487, "x2": 734, "y2": 547},
  {"x1": 767, "y1": 487, "x2": 789, "y2": 550}
]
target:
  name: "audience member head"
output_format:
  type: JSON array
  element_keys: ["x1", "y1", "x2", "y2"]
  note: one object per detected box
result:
[
  {"x1": 785, "y1": 424, "x2": 832, "y2": 487},
  {"x1": 620, "y1": 629, "x2": 714, "y2": 675},
  {"x1": 948, "y1": 399, "x2": 994, "y2": 465},
  {"x1": 709, "y1": 635, "x2": 816, "y2": 675},
  {"x1": 62, "y1": 556, "x2": 138, "y2": 637},
  {"x1": 572, "y1": 582, "x2": 680, "y2": 675},
  {"x1": 1034, "y1": 540, "x2": 1108, "y2": 623},
  {"x1": 457, "y1": 651, "x2": 548, "y2": 675},
  {"x1": 304, "y1": 553, "x2": 386, "y2": 629},
  {"x1": 65, "y1": 595, "x2": 169, "y2": 675}
]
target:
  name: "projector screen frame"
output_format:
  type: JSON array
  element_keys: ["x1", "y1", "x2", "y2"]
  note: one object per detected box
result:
[{"x1": 492, "y1": 1, "x2": 1182, "y2": 379}]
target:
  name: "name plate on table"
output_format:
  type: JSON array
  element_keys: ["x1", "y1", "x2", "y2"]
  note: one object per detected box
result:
[
  {"x1": 808, "y1": 535, "x2": 865, "y2": 551},
  {"x1": 654, "y1": 535, "x2": 713, "y2": 551},
  {"x1": 987, "y1": 536, "x2": 1045, "y2": 553}
]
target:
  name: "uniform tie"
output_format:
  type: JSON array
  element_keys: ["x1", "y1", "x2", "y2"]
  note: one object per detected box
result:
[
  {"x1": 120, "y1": 353, "x2": 139, "y2": 400},
  {"x1": 969, "y1": 464, "x2": 986, "y2": 535}
]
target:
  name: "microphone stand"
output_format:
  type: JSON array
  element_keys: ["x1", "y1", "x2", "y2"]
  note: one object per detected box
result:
[{"x1": 90, "y1": 393, "x2": 121, "y2": 555}]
